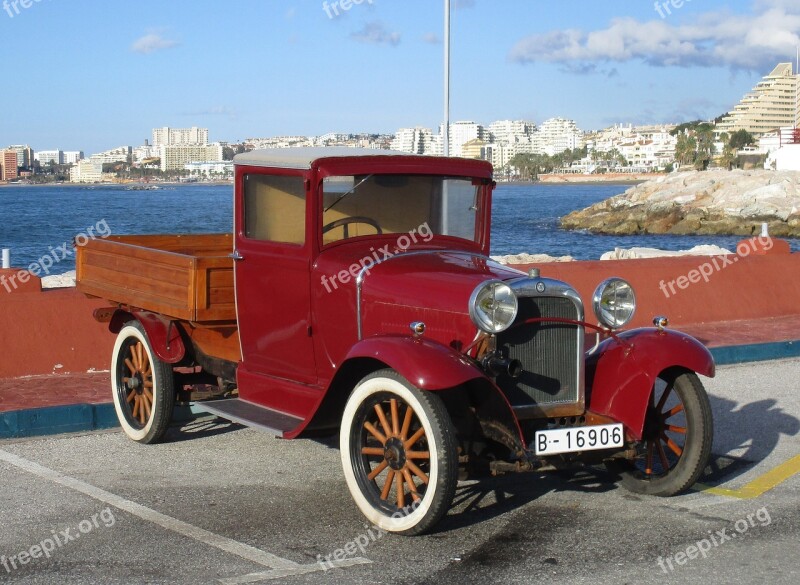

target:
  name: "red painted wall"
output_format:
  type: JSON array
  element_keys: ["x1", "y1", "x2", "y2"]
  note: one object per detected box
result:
[
  {"x1": 515, "y1": 239, "x2": 798, "y2": 329},
  {"x1": 0, "y1": 285, "x2": 114, "y2": 378},
  {"x1": 0, "y1": 239, "x2": 796, "y2": 378}
]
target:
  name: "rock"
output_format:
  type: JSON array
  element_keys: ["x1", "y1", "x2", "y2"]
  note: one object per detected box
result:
[
  {"x1": 561, "y1": 169, "x2": 800, "y2": 236},
  {"x1": 600, "y1": 245, "x2": 732, "y2": 261},
  {"x1": 41, "y1": 271, "x2": 76, "y2": 289},
  {"x1": 492, "y1": 253, "x2": 575, "y2": 265}
]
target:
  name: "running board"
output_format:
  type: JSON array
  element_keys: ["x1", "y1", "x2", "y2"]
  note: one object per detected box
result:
[{"x1": 194, "y1": 398, "x2": 302, "y2": 436}]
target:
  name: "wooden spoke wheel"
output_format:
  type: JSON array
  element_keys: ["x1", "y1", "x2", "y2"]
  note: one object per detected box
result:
[
  {"x1": 111, "y1": 321, "x2": 175, "y2": 444},
  {"x1": 340, "y1": 370, "x2": 458, "y2": 535},
  {"x1": 614, "y1": 370, "x2": 713, "y2": 496}
]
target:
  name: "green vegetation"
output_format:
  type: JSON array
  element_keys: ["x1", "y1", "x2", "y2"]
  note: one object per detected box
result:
[{"x1": 507, "y1": 146, "x2": 591, "y2": 180}]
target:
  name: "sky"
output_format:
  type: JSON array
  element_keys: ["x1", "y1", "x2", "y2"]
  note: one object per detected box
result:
[{"x1": 1, "y1": 0, "x2": 799, "y2": 154}]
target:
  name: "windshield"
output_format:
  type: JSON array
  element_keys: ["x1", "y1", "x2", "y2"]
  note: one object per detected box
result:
[{"x1": 321, "y1": 175, "x2": 481, "y2": 245}]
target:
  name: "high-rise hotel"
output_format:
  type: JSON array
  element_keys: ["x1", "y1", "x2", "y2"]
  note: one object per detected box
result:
[{"x1": 716, "y1": 62, "x2": 800, "y2": 136}]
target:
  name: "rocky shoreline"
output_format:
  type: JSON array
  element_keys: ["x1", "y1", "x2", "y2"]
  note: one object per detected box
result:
[{"x1": 561, "y1": 170, "x2": 800, "y2": 236}]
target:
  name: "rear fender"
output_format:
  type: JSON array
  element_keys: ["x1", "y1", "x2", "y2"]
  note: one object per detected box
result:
[
  {"x1": 587, "y1": 328, "x2": 715, "y2": 440},
  {"x1": 109, "y1": 310, "x2": 186, "y2": 364}
]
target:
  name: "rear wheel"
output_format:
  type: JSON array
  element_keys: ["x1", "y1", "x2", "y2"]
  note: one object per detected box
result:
[
  {"x1": 614, "y1": 370, "x2": 713, "y2": 496},
  {"x1": 111, "y1": 321, "x2": 176, "y2": 444},
  {"x1": 340, "y1": 370, "x2": 458, "y2": 535}
]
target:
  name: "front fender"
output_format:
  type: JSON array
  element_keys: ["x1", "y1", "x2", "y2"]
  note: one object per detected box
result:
[
  {"x1": 587, "y1": 328, "x2": 715, "y2": 440},
  {"x1": 344, "y1": 335, "x2": 486, "y2": 390},
  {"x1": 109, "y1": 310, "x2": 186, "y2": 364}
]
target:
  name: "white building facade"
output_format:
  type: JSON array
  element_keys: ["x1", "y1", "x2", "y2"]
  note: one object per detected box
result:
[{"x1": 152, "y1": 127, "x2": 209, "y2": 147}]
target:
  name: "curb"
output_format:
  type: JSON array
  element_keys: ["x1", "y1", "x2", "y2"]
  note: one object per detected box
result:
[
  {"x1": 710, "y1": 340, "x2": 800, "y2": 365},
  {"x1": 2, "y1": 341, "x2": 799, "y2": 440},
  {"x1": 0, "y1": 404, "x2": 206, "y2": 440}
]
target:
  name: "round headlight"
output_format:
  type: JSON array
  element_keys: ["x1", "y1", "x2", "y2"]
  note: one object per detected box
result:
[
  {"x1": 469, "y1": 280, "x2": 518, "y2": 334},
  {"x1": 593, "y1": 278, "x2": 636, "y2": 330}
]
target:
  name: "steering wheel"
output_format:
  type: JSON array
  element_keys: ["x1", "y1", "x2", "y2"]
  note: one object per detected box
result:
[{"x1": 322, "y1": 216, "x2": 383, "y2": 238}]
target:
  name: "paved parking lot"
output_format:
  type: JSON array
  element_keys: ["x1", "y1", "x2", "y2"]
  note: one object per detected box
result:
[{"x1": 1, "y1": 358, "x2": 798, "y2": 584}]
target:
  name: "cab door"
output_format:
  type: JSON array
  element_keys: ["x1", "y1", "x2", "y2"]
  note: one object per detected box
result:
[{"x1": 233, "y1": 170, "x2": 317, "y2": 399}]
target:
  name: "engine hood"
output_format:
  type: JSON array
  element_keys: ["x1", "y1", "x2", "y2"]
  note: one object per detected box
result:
[
  {"x1": 357, "y1": 250, "x2": 525, "y2": 343},
  {"x1": 361, "y1": 250, "x2": 523, "y2": 310}
]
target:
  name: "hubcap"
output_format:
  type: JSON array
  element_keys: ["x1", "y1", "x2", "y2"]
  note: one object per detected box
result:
[
  {"x1": 384, "y1": 437, "x2": 407, "y2": 471},
  {"x1": 355, "y1": 396, "x2": 431, "y2": 511}
]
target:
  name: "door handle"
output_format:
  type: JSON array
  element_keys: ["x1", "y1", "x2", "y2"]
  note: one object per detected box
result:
[{"x1": 230, "y1": 250, "x2": 245, "y2": 261}]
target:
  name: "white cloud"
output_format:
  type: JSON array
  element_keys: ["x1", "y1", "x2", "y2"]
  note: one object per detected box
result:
[
  {"x1": 130, "y1": 32, "x2": 180, "y2": 55},
  {"x1": 422, "y1": 32, "x2": 441, "y2": 44},
  {"x1": 509, "y1": 3, "x2": 800, "y2": 72},
  {"x1": 351, "y1": 21, "x2": 401, "y2": 46}
]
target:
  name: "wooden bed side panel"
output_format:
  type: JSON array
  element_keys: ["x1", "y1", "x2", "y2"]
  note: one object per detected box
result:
[{"x1": 76, "y1": 234, "x2": 235, "y2": 323}]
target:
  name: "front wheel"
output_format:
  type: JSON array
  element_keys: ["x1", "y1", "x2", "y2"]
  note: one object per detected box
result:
[
  {"x1": 340, "y1": 370, "x2": 458, "y2": 535},
  {"x1": 111, "y1": 321, "x2": 176, "y2": 444},
  {"x1": 613, "y1": 370, "x2": 713, "y2": 496}
]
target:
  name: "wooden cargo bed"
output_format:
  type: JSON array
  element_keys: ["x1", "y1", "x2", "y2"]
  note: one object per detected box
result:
[{"x1": 76, "y1": 234, "x2": 236, "y2": 323}]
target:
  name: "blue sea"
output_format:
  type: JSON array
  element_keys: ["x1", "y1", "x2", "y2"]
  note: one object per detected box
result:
[{"x1": 1, "y1": 183, "x2": 798, "y2": 274}]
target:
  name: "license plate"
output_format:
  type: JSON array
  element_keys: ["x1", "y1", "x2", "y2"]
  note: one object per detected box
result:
[{"x1": 534, "y1": 423, "x2": 624, "y2": 455}]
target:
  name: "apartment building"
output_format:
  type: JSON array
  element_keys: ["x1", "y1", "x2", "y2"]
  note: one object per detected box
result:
[
  {"x1": 717, "y1": 62, "x2": 800, "y2": 136},
  {"x1": 159, "y1": 143, "x2": 224, "y2": 171},
  {"x1": 152, "y1": 127, "x2": 209, "y2": 147},
  {"x1": 1, "y1": 150, "x2": 19, "y2": 180}
]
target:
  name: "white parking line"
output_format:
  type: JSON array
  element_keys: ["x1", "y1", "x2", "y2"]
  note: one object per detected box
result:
[{"x1": 0, "y1": 449, "x2": 371, "y2": 582}]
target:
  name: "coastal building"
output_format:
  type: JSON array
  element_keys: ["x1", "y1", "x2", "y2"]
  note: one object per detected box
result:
[
  {"x1": 533, "y1": 118, "x2": 585, "y2": 156},
  {"x1": 585, "y1": 124, "x2": 676, "y2": 170},
  {"x1": 246, "y1": 136, "x2": 312, "y2": 149},
  {"x1": 487, "y1": 120, "x2": 536, "y2": 145},
  {"x1": 390, "y1": 127, "x2": 439, "y2": 155},
  {"x1": 159, "y1": 143, "x2": 224, "y2": 171},
  {"x1": 63, "y1": 151, "x2": 85, "y2": 165},
  {"x1": 184, "y1": 161, "x2": 234, "y2": 179},
  {"x1": 90, "y1": 146, "x2": 131, "y2": 166},
  {"x1": 1, "y1": 150, "x2": 19, "y2": 180},
  {"x1": 152, "y1": 127, "x2": 209, "y2": 147},
  {"x1": 461, "y1": 139, "x2": 488, "y2": 160},
  {"x1": 440, "y1": 122, "x2": 487, "y2": 158},
  {"x1": 35, "y1": 150, "x2": 63, "y2": 165},
  {"x1": 716, "y1": 62, "x2": 800, "y2": 137},
  {"x1": 69, "y1": 159, "x2": 104, "y2": 183},
  {"x1": 6, "y1": 145, "x2": 33, "y2": 170}
]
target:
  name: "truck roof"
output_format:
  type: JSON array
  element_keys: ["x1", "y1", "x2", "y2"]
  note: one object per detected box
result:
[{"x1": 233, "y1": 147, "x2": 414, "y2": 170}]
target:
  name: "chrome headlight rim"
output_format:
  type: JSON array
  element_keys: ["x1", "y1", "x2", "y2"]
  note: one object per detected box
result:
[
  {"x1": 469, "y1": 280, "x2": 519, "y2": 334},
  {"x1": 592, "y1": 277, "x2": 636, "y2": 330}
]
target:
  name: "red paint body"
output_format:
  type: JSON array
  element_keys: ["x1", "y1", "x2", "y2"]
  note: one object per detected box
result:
[{"x1": 586, "y1": 328, "x2": 715, "y2": 440}]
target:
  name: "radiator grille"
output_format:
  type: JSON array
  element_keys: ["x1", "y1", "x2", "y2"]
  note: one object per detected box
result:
[{"x1": 496, "y1": 296, "x2": 581, "y2": 407}]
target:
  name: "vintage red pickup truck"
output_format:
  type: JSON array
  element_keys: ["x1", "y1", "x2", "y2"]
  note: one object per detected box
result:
[{"x1": 77, "y1": 148, "x2": 714, "y2": 535}]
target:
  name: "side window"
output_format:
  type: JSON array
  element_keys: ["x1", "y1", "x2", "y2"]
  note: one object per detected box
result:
[{"x1": 244, "y1": 174, "x2": 306, "y2": 244}]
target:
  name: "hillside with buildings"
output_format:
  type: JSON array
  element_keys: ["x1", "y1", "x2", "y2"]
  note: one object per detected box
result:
[{"x1": 3, "y1": 61, "x2": 800, "y2": 185}]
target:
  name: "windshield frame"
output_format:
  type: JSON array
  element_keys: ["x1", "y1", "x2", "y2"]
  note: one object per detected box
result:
[{"x1": 315, "y1": 171, "x2": 491, "y2": 255}]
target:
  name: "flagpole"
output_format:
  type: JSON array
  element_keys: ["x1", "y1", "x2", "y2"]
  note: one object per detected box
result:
[{"x1": 444, "y1": 0, "x2": 451, "y2": 157}]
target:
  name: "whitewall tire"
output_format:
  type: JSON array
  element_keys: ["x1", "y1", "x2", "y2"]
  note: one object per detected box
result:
[
  {"x1": 340, "y1": 369, "x2": 458, "y2": 535},
  {"x1": 111, "y1": 321, "x2": 176, "y2": 444}
]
